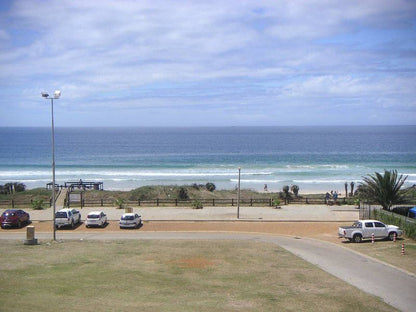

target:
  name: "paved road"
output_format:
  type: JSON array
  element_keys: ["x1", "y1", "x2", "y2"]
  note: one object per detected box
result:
[
  {"x1": 264, "y1": 235, "x2": 416, "y2": 312},
  {"x1": 2, "y1": 230, "x2": 415, "y2": 311}
]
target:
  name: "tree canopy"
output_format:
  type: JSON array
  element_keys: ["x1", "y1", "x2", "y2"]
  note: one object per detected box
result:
[{"x1": 360, "y1": 170, "x2": 408, "y2": 210}]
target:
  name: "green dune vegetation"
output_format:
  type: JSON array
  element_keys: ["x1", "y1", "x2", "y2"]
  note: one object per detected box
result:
[{"x1": 1, "y1": 170, "x2": 415, "y2": 209}]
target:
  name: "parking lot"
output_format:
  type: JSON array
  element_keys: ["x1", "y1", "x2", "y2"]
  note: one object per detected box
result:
[{"x1": 3, "y1": 204, "x2": 359, "y2": 222}]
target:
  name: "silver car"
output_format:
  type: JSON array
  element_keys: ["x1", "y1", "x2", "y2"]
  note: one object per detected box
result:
[
  {"x1": 119, "y1": 213, "x2": 142, "y2": 229},
  {"x1": 85, "y1": 211, "x2": 107, "y2": 228}
]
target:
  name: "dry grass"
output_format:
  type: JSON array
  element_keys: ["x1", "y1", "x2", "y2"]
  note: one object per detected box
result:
[
  {"x1": 0, "y1": 240, "x2": 397, "y2": 312},
  {"x1": 340, "y1": 238, "x2": 416, "y2": 275}
]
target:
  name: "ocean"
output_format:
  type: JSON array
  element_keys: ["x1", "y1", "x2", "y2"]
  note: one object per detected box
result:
[{"x1": 0, "y1": 126, "x2": 415, "y2": 194}]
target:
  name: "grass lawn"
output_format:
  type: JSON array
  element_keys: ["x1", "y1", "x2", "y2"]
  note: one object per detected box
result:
[
  {"x1": 0, "y1": 240, "x2": 397, "y2": 312},
  {"x1": 342, "y1": 238, "x2": 416, "y2": 275}
]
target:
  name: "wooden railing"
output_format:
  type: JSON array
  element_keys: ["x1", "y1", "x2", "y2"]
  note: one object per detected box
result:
[{"x1": 0, "y1": 197, "x2": 332, "y2": 209}]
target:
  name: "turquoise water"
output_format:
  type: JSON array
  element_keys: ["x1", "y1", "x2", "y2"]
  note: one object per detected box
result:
[{"x1": 0, "y1": 126, "x2": 415, "y2": 193}]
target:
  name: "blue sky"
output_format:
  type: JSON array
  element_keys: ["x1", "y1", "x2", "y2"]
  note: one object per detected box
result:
[{"x1": 0, "y1": 0, "x2": 415, "y2": 127}]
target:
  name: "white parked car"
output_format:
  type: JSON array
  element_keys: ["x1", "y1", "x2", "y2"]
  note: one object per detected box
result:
[
  {"x1": 338, "y1": 219, "x2": 403, "y2": 243},
  {"x1": 119, "y1": 213, "x2": 142, "y2": 229},
  {"x1": 55, "y1": 208, "x2": 81, "y2": 229},
  {"x1": 85, "y1": 211, "x2": 107, "y2": 228}
]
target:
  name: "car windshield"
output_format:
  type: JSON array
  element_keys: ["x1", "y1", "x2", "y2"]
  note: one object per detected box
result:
[
  {"x1": 121, "y1": 215, "x2": 134, "y2": 220},
  {"x1": 88, "y1": 214, "x2": 100, "y2": 219},
  {"x1": 55, "y1": 212, "x2": 67, "y2": 218},
  {"x1": 3, "y1": 212, "x2": 16, "y2": 217}
]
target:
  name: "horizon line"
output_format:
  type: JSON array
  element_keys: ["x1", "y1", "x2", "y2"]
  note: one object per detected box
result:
[{"x1": 1, "y1": 125, "x2": 416, "y2": 129}]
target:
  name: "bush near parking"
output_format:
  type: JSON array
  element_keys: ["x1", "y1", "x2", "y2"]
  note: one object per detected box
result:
[{"x1": 373, "y1": 209, "x2": 416, "y2": 240}]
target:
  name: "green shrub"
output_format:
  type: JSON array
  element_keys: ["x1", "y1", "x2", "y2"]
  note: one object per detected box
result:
[
  {"x1": 31, "y1": 199, "x2": 45, "y2": 210},
  {"x1": 178, "y1": 187, "x2": 189, "y2": 200},
  {"x1": 205, "y1": 183, "x2": 216, "y2": 192},
  {"x1": 192, "y1": 200, "x2": 203, "y2": 209},
  {"x1": 191, "y1": 183, "x2": 203, "y2": 190},
  {"x1": 114, "y1": 198, "x2": 125, "y2": 209},
  {"x1": 373, "y1": 209, "x2": 416, "y2": 240}
]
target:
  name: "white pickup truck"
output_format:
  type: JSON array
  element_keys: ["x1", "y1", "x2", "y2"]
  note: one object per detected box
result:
[
  {"x1": 55, "y1": 208, "x2": 81, "y2": 229},
  {"x1": 338, "y1": 219, "x2": 402, "y2": 243}
]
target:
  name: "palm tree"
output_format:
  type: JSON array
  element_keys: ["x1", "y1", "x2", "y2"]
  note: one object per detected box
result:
[
  {"x1": 291, "y1": 185, "x2": 299, "y2": 197},
  {"x1": 344, "y1": 182, "x2": 348, "y2": 198},
  {"x1": 360, "y1": 170, "x2": 408, "y2": 210},
  {"x1": 350, "y1": 181, "x2": 355, "y2": 196},
  {"x1": 282, "y1": 185, "x2": 289, "y2": 193},
  {"x1": 13, "y1": 182, "x2": 26, "y2": 192},
  {"x1": 282, "y1": 185, "x2": 290, "y2": 200},
  {"x1": 4, "y1": 183, "x2": 13, "y2": 194}
]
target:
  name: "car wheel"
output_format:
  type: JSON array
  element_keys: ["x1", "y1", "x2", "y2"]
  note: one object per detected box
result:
[
  {"x1": 71, "y1": 220, "x2": 74, "y2": 228},
  {"x1": 388, "y1": 232, "x2": 396, "y2": 241},
  {"x1": 18, "y1": 221, "x2": 22, "y2": 228},
  {"x1": 353, "y1": 234, "x2": 362, "y2": 243}
]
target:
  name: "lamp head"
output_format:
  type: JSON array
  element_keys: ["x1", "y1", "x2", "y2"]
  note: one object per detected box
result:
[
  {"x1": 53, "y1": 90, "x2": 61, "y2": 99},
  {"x1": 41, "y1": 92, "x2": 49, "y2": 98}
]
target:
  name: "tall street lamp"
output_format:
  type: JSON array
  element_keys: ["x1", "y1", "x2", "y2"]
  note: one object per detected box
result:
[
  {"x1": 237, "y1": 167, "x2": 241, "y2": 219},
  {"x1": 42, "y1": 90, "x2": 61, "y2": 241}
]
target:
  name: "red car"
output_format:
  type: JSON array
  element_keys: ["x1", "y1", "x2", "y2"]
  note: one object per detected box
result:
[{"x1": 0, "y1": 209, "x2": 30, "y2": 229}]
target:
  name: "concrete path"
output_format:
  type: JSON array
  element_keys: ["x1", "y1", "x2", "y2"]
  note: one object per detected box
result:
[
  {"x1": 2, "y1": 231, "x2": 414, "y2": 312},
  {"x1": 55, "y1": 188, "x2": 68, "y2": 208},
  {"x1": 263, "y1": 235, "x2": 416, "y2": 312}
]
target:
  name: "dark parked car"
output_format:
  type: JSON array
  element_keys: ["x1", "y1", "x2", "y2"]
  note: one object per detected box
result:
[{"x1": 0, "y1": 209, "x2": 30, "y2": 229}]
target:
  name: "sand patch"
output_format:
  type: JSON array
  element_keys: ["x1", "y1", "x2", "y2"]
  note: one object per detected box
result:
[{"x1": 169, "y1": 257, "x2": 216, "y2": 268}]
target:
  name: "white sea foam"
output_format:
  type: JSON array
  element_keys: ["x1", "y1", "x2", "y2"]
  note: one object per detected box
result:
[
  {"x1": 285, "y1": 164, "x2": 350, "y2": 170},
  {"x1": 0, "y1": 171, "x2": 50, "y2": 177},
  {"x1": 293, "y1": 179, "x2": 360, "y2": 184},
  {"x1": 230, "y1": 178, "x2": 285, "y2": 183}
]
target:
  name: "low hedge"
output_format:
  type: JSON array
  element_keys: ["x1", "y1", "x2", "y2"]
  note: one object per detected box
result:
[{"x1": 372, "y1": 209, "x2": 416, "y2": 240}]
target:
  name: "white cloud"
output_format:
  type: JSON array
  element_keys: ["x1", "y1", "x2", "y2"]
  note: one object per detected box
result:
[{"x1": 0, "y1": 0, "x2": 415, "y2": 126}]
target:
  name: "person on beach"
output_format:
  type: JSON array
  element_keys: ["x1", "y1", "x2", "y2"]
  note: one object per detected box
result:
[
  {"x1": 325, "y1": 192, "x2": 330, "y2": 205},
  {"x1": 333, "y1": 191, "x2": 338, "y2": 202},
  {"x1": 264, "y1": 184, "x2": 268, "y2": 192}
]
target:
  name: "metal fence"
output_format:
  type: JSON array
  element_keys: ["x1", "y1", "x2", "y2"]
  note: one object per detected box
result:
[{"x1": 360, "y1": 203, "x2": 416, "y2": 222}]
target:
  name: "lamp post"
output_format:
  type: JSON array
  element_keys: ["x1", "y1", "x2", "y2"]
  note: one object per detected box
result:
[
  {"x1": 237, "y1": 167, "x2": 241, "y2": 219},
  {"x1": 42, "y1": 90, "x2": 61, "y2": 241}
]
